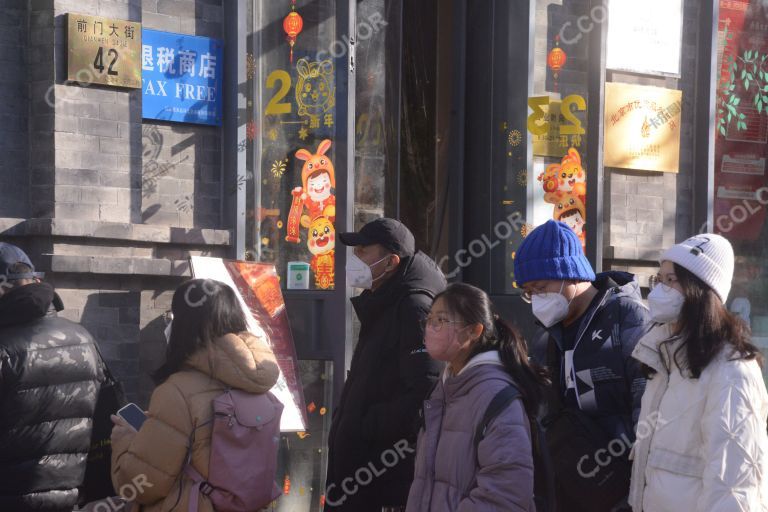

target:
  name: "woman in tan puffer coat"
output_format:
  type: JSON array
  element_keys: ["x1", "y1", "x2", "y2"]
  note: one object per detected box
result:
[{"x1": 110, "y1": 279, "x2": 280, "y2": 512}]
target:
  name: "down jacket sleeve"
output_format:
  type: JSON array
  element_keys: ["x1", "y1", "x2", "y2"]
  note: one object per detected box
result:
[
  {"x1": 361, "y1": 294, "x2": 441, "y2": 444},
  {"x1": 457, "y1": 399, "x2": 534, "y2": 512},
  {"x1": 696, "y1": 364, "x2": 768, "y2": 511},
  {"x1": 111, "y1": 381, "x2": 193, "y2": 505}
]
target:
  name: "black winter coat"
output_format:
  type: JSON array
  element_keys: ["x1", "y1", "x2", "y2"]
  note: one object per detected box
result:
[
  {"x1": 0, "y1": 283, "x2": 102, "y2": 512},
  {"x1": 325, "y1": 252, "x2": 446, "y2": 511}
]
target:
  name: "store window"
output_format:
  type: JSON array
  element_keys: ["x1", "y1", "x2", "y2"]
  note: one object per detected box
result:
[
  {"x1": 492, "y1": 0, "x2": 590, "y2": 294},
  {"x1": 247, "y1": 2, "x2": 343, "y2": 510},
  {"x1": 353, "y1": 0, "x2": 400, "y2": 229},
  {"x1": 714, "y1": 0, "x2": 768, "y2": 381},
  {"x1": 248, "y1": 0, "x2": 340, "y2": 292}
]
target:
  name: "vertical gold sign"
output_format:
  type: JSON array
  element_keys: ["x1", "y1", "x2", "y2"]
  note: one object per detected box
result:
[
  {"x1": 67, "y1": 13, "x2": 142, "y2": 89},
  {"x1": 604, "y1": 82, "x2": 682, "y2": 173}
]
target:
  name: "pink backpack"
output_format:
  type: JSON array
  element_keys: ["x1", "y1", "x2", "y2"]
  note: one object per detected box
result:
[{"x1": 184, "y1": 389, "x2": 283, "y2": 512}]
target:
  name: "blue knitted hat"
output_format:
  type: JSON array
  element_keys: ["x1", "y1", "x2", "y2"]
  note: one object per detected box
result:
[{"x1": 514, "y1": 220, "x2": 595, "y2": 285}]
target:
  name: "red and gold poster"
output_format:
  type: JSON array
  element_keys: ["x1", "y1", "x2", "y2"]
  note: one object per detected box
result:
[
  {"x1": 713, "y1": 0, "x2": 768, "y2": 241},
  {"x1": 190, "y1": 256, "x2": 307, "y2": 431}
]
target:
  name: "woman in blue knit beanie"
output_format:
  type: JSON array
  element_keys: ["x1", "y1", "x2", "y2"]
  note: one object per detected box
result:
[{"x1": 514, "y1": 220, "x2": 652, "y2": 512}]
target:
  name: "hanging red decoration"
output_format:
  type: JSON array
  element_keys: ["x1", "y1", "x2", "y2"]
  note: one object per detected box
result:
[
  {"x1": 283, "y1": 0, "x2": 304, "y2": 64},
  {"x1": 547, "y1": 36, "x2": 567, "y2": 93},
  {"x1": 547, "y1": 46, "x2": 567, "y2": 75}
]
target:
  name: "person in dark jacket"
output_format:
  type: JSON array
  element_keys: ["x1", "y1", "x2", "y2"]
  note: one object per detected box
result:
[
  {"x1": 0, "y1": 243, "x2": 102, "y2": 512},
  {"x1": 325, "y1": 218, "x2": 447, "y2": 512},
  {"x1": 514, "y1": 221, "x2": 652, "y2": 512}
]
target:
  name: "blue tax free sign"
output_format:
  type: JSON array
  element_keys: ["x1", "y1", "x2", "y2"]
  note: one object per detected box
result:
[{"x1": 141, "y1": 29, "x2": 223, "y2": 126}]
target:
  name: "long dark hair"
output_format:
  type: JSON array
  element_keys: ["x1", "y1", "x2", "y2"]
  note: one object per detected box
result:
[
  {"x1": 671, "y1": 263, "x2": 762, "y2": 378},
  {"x1": 434, "y1": 283, "x2": 550, "y2": 417},
  {"x1": 154, "y1": 279, "x2": 248, "y2": 384}
]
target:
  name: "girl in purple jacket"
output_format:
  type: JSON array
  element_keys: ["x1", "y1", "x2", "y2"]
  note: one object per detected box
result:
[{"x1": 406, "y1": 283, "x2": 549, "y2": 512}]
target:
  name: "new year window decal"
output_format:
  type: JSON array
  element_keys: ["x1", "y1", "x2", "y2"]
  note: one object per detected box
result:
[{"x1": 248, "y1": 1, "x2": 339, "y2": 291}]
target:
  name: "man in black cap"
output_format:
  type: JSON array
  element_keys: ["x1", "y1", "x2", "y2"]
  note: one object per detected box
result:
[
  {"x1": 0, "y1": 243, "x2": 103, "y2": 511},
  {"x1": 325, "y1": 218, "x2": 447, "y2": 512}
]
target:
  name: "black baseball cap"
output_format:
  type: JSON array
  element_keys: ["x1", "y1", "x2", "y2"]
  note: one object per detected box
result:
[
  {"x1": 338, "y1": 218, "x2": 416, "y2": 257},
  {"x1": 0, "y1": 243, "x2": 42, "y2": 280}
]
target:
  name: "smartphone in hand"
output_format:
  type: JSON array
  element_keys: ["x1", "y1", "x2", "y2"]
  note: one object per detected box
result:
[{"x1": 117, "y1": 403, "x2": 148, "y2": 432}]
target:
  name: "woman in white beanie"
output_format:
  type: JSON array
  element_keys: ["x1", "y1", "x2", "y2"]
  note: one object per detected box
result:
[{"x1": 628, "y1": 234, "x2": 768, "y2": 512}]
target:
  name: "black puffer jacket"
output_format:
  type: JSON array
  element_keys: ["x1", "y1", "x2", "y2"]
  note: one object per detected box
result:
[
  {"x1": 0, "y1": 283, "x2": 102, "y2": 512},
  {"x1": 326, "y1": 252, "x2": 447, "y2": 511}
]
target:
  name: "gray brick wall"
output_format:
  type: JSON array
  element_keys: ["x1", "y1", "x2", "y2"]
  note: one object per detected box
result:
[
  {"x1": 604, "y1": 0, "x2": 700, "y2": 283},
  {"x1": 141, "y1": 0, "x2": 223, "y2": 229},
  {"x1": 0, "y1": 0, "x2": 230, "y2": 404},
  {"x1": 0, "y1": 0, "x2": 29, "y2": 218}
]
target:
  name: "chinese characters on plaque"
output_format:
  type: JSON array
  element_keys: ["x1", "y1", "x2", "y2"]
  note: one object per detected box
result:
[
  {"x1": 604, "y1": 82, "x2": 683, "y2": 173},
  {"x1": 67, "y1": 13, "x2": 142, "y2": 88},
  {"x1": 141, "y1": 29, "x2": 224, "y2": 126}
]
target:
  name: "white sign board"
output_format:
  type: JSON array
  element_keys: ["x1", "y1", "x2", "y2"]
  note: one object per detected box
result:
[{"x1": 606, "y1": 0, "x2": 683, "y2": 76}]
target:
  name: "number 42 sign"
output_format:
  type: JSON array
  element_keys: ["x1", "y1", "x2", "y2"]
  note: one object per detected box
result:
[{"x1": 67, "y1": 13, "x2": 142, "y2": 89}]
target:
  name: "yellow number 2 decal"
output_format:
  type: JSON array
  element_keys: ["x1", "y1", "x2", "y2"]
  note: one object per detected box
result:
[
  {"x1": 560, "y1": 94, "x2": 586, "y2": 135},
  {"x1": 265, "y1": 70, "x2": 292, "y2": 115},
  {"x1": 527, "y1": 96, "x2": 550, "y2": 136}
]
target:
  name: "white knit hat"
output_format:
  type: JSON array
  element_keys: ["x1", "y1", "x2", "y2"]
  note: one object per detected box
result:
[{"x1": 660, "y1": 234, "x2": 734, "y2": 303}]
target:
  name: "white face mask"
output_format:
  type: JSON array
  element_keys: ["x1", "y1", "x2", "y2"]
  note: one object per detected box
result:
[
  {"x1": 648, "y1": 285, "x2": 685, "y2": 324},
  {"x1": 345, "y1": 253, "x2": 391, "y2": 289},
  {"x1": 531, "y1": 281, "x2": 573, "y2": 328}
]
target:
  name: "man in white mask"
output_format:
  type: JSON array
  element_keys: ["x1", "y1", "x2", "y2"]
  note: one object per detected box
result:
[
  {"x1": 514, "y1": 220, "x2": 652, "y2": 512},
  {"x1": 325, "y1": 218, "x2": 446, "y2": 512}
]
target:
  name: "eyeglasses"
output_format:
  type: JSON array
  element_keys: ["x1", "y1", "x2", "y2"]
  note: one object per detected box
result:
[
  {"x1": 421, "y1": 317, "x2": 465, "y2": 332},
  {"x1": 520, "y1": 287, "x2": 549, "y2": 304},
  {"x1": 648, "y1": 274, "x2": 677, "y2": 291}
]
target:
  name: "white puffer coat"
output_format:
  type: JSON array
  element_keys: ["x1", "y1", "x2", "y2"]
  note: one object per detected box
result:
[{"x1": 629, "y1": 323, "x2": 768, "y2": 512}]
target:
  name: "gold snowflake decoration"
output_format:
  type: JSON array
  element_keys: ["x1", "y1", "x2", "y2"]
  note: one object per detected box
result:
[
  {"x1": 271, "y1": 158, "x2": 288, "y2": 179},
  {"x1": 267, "y1": 128, "x2": 278, "y2": 141},
  {"x1": 520, "y1": 223, "x2": 535, "y2": 238},
  {"x1": 246, "y1": 53, "x2": 257, "y2": 80},
  {"x1": 508, "y1": 129, "x2": 522, "y2": 147},
  {"x1": 298, "y1": 127, "x2": 309, "y2": 140},
  {"x1": 517, "y1": 169, "x2": 528, "y2": 187}
]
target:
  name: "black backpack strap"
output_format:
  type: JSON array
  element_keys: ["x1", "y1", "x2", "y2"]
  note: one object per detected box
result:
[{"x1": 473, "y1": 385, "x2": 521, "y2": 466}]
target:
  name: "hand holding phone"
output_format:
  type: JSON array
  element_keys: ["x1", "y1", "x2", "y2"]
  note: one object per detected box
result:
[{"x1": 116, "y1": 403, "x2": 148, "y2": 432}]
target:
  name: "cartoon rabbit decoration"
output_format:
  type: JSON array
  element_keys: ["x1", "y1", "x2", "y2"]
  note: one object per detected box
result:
[
  {"x1": 538, "y1": 147, "x2": 587, "y2": 251},
  {"x1": 285, "y1": 139, "x2": 336, "y2": 244}
]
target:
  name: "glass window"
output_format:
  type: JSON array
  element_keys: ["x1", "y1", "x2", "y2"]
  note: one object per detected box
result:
[
  {"x1": 248, "y1": 0, "x2": 340, "y2": 291},
  {"x1": 490, "y1": 0, "x2": 590, "y2": 294},
  {"x1": 353, "y1": 0, "x2": 400, "y2": 229},
  {"x1": 714, "y1": 0, "x2": 768, "y2": 382},
  {"x1": 275, "y1": 361, "x2": 334, "y2": 512}
]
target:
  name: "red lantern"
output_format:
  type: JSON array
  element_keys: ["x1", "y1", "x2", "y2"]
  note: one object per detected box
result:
[
  {"x1": 283, "y1": 2, "x2": 304, "y2": 64},
  {"x1": 547, "y1": 47, "x2": 567, "y2": 74}
]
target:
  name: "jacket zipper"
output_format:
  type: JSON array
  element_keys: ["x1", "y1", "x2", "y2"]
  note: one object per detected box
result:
[
  {"x1": 425, "y1": 395, "x2": 447, "y2": 511},
  {"x1": 636, "y1": 341, "x2": 673, "y2": 511},
  {"x1": 568, "y1": 291, "x2": 612, "y2": 410}
]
